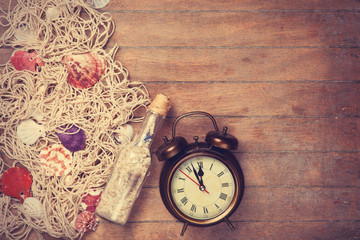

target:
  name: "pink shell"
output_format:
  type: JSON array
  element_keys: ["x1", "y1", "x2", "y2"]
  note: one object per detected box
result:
[
  {"x1": 0, "y1": 167, "x2": 32, "y2": 203},
  {"x1": 40, "y1": 144, "x2": 72, "y2": 176},
  {"x1": 81, "y1": 189, "x2": 102, "y2": 213},
  {"x1": 11, "y1": 50, "x2": 44, "y2": 72},
  {"x1": 62, "y1": 52, "x2": 106, "y2": 89},
  {"x1": 75, "y1": 211, "x2": 98, "y2": 233}
]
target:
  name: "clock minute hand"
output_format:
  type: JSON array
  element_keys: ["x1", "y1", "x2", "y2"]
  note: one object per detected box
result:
[{"x1": 191, "y1": 163, "x2": 201, "y2": 185}]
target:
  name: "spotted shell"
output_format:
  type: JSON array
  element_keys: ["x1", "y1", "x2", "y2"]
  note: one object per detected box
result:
[
  {"x1": 40, "y1": 144, "x2": 72, "y2": 176},
  {"x1": 62, "y1": 52, "x2": 106, "y2": 89},
  {"x1": 23, "y1": 197, "x2": 44, "y2": 219},
  {"x1": 75, "y1": 211, "x2": 99, "y2": 233},
  {"x1": 17, "y1": 119, "x2": 46, "y2": 145}
]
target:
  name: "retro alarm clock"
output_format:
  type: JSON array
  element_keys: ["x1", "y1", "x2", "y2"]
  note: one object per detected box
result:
[{"x1": 156, "y1": 111, "x2": 245, "y2": 236}]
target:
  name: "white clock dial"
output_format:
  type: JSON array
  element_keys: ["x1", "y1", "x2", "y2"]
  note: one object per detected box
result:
[{"x1": 170, "y1": 156, "x2": 236, "y2": 220}]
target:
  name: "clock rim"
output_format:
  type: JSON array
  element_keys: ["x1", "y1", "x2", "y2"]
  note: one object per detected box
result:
[{"x1": 159, "y1": 147, "x2": 244, "y2": 227}]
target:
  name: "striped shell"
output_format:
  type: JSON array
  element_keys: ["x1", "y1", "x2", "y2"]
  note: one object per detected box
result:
[
  {"x1": 62, "y1": 52, "x2": 106, "y2": 89},
  {"x1": 40, "y1": 144, "x2": 72, "y2": 176}
]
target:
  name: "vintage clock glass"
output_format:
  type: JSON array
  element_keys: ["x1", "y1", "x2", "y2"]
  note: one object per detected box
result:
[{"x1": 157, "y1": 111, "x2": 244, "y2": 236}]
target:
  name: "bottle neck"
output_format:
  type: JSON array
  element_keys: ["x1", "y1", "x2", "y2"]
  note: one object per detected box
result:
[{"x1": 132, "y1": 110, "x2": 165, "y2": 148}]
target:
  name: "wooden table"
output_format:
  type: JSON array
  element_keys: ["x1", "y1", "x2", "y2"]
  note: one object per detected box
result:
[{"x1": 1, "y1": 0, "x2": 359, "y2": 239}]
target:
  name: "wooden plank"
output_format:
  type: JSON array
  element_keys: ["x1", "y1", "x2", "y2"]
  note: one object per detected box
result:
[
  {"x1": 144, "y1": 152, "x2": 360, "y2": 188},
  {"x1": 145, "y1": 82, "x2": 360, "y2": 117},
  {"x1": 84, "y1": 221, "x2": 360, "y2": 240},
  {"x1": 1, "y1": 48, "x2": 359, "y2": 82},
  {"x1": 94, "y1": 187, "x2": 360, "y2": 222},
  {"x1": 102, "y1": 0, "x2": 360, "y2": 11},
  {"x1": 118, "y1": 47, "x2": 360, "y2": 82},
  {"x1": 106, "y1": 12, "x2": 360, "y2": 47},
  {"x1": 2, "y1": 0, "x2": 360, "y2": 12},
  {"x1": 10, "y1": 220, "x2": 360, "y2": 240},
  {"x1": 151, "y1": 117, "x2": 360, "y2": 152}
]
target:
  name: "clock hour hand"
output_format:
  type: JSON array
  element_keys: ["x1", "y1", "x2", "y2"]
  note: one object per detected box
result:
[
  {"x1": 179, "y1": 169, "x2": 209, "y2": 194},
  {"x1": 198, "y1": 165, "x2": 204, "y2": 184},
  {"x1": 191, "y1": 163, "x2": 205, "y2": 191}
]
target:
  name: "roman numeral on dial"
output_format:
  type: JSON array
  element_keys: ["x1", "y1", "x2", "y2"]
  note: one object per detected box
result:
[
  {"x1": 181, "y1": 197, "x2": 188, "y2": 205},
  {"x1": 203, "y1": 207, "x2": 208, "y2": 214},
  {"x1": 219, "y1": 192, "x2": 228, "y2": 201}
]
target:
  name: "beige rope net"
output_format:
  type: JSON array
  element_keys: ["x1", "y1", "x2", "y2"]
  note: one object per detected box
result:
[{"x1": 0, "y1": 0, "x2": 150, "y2": 239}]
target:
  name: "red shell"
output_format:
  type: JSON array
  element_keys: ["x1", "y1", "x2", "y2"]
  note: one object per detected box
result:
[
  {"x1": 75, "y1": 211, "x2": 98, "y2": 233},
  {"x1": 10, "y1": 50, "x2": 44, "y2": 72},
  {"x1": 0, "y1": 167, "x2": 32, "y2": 202},
  {"x1": 62, "y1": 52, "x2": 106, "y2": 89},
  {"x1": 81, "y1": 189, "x2": 102, "y2": 213}
]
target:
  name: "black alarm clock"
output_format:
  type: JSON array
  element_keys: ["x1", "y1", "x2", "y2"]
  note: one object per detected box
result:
[{"x1": 156, "y1": 111, "x2": 245, "y2": 236}]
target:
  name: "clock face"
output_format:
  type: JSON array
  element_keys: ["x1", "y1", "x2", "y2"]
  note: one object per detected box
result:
[{"x1": 170, "y1": 155, "x2": 236, "y2": 220}]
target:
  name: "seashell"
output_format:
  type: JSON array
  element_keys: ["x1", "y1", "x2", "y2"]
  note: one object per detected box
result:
[
  {"x1": 29, "y1": 107, "x2": 45, "y2": 122},
  {"x1": 75, "y1": 211, "x2": 99, "y2": 233},
  {"x1": 11, "y1": 50, "x2": 44, "y2": 72},
  {"x1": 46, "y1": 7, "x2": 60, "y2": 21},
  {"x1": 89, "y1": 0, "x2": 110, "y2": 9},
  {"x1": 40, "y1": 144, "x2": 72, "y2": 176},
  {"x1": 113, "y1": 124, "x2": 134, "y2": 145},
  {"x1": 0, "y1": 167, "x2": 32, "y2": 203},
  {"x1": 56, "y1": 125, "x2": 86, "y2": 152},
  {"x1": 81, "y1": 188, "x2": 103, "y2": 213},
  {"x1": 62, "y1": 52, "x2": 106, "y2": 89},
  {"x1": 17, "y1": 119, "x2": 46, "y2": 145},
  {"x1": 23, "y1": 197, "x2": 44, "y2": 219},
  {"x1": 14, "y1": 23, "x2": 35, "y2": 42}
]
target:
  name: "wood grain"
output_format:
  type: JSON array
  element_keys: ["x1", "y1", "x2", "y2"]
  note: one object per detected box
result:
[
  {"x1": 0, "y1": 0, "x2": 359, "y2": 240},
  {"x1": 1, "y1": 47, "x2": 359, "y2": 82}
]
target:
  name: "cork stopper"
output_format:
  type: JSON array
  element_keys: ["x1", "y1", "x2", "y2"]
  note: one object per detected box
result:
[{"x1": 148, "y1": 94, "x2": 171, "y2": 116}]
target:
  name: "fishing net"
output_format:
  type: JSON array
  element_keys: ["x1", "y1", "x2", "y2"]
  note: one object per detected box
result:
[{"x1": 0, "y1": 0, "x2": 150, "y2": 239}]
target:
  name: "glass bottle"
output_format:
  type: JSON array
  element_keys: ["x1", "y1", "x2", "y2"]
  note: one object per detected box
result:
[{"x1": 96, "y1": 94, "x2": 170, "y2": 224}]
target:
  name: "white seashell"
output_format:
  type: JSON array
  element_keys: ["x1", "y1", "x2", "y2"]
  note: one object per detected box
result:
[
  {"x1": 46, "y1": 7, "x2": 60, "y2": 21},
  {"x1": 29, "y1": 107, "x2": 45, "y2": 121},
  {"x1": 113, "y1": 124, "x2": 133, "y2": 145},
  {"x1": 85, "y1": 0, "x2": 110, "y2": 9},
  {"x1": 14, "y1": 24, "x2": 35, "y2": 42},
  {"x1": 17, "y1": 119, "x2": 46, "y2": 145},
  {"x1": 23, "y1": 197, "x2": 44, "y2": 219}
]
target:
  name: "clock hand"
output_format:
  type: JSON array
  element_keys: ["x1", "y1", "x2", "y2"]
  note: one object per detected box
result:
[
  {"x1": 179, "y1": 169, "x2": 209, "y2": 194},
  {"x1": 198, "y1": 165, "x2": 204, "y2": 186},
  {"x1": 191, "y1": 163, "x2": 206, "y2": 191},
  {"x1": 191, "y1": 163, "x2": 201, "y2": 184}
]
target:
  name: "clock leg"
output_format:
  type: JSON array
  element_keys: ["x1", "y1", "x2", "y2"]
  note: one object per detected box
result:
[
  {"x1": 180, "y1": 221, "x2": 189, "y2": 236},
  {"x1": 224, "y1": 217, "x2": 235, "y2": 231}
]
